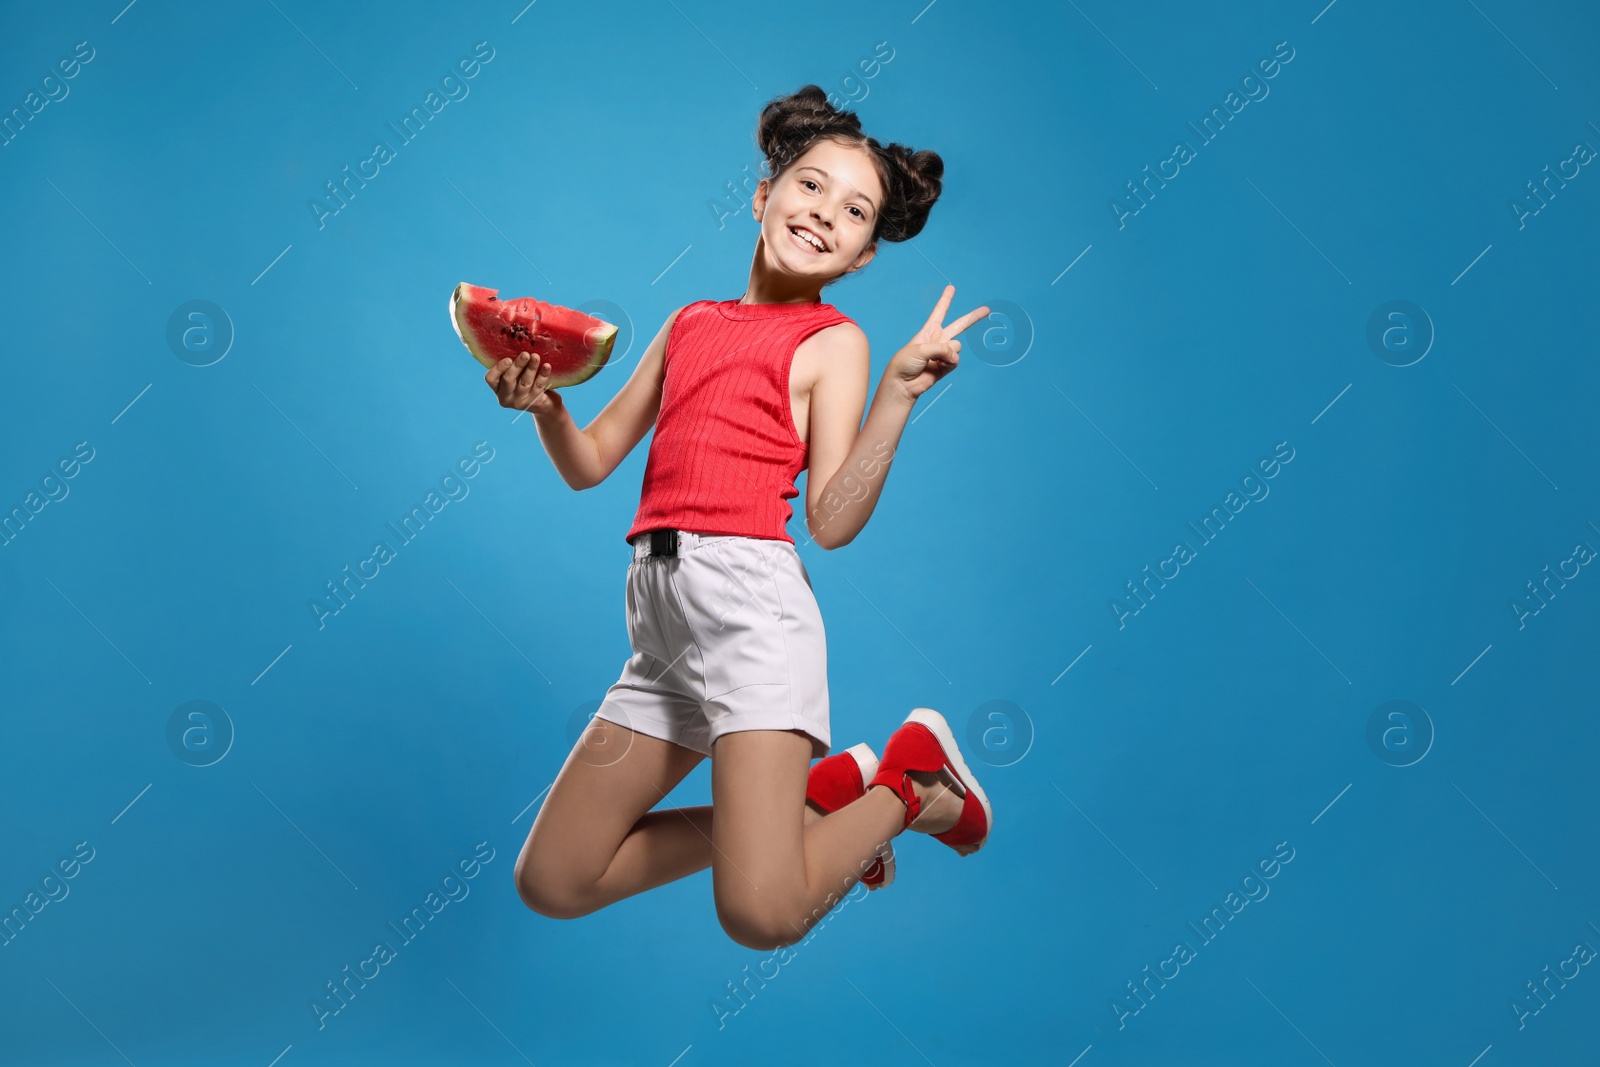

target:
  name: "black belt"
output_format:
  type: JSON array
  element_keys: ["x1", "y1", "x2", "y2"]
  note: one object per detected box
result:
[{"x1": 639, "y1": 529, "x2": 678, "y2": 557}]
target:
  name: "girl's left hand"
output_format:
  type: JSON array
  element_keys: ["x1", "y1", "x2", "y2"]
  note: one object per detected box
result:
[{"x1": 888, "y1": 285, "x2": 991, "y2": 402}]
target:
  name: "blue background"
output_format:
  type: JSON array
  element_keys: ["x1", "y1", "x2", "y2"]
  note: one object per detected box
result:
[{"x1": 3, "y1": 0, "x2": 1598, "y2": 1064}]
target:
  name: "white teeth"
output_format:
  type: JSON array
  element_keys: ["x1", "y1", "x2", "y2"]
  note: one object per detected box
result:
[{"x1": 790, "y1": 227, "x2": 825, "y2": 252}]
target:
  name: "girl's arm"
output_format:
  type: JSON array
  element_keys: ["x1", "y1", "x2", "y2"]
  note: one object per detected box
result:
[
  {"x1": 805, "y1": 286, "x2": 989, "y2": 549},
  {"x1": 804, "y1": 324, "x2": 909, "y2": 550},
  {"x1": 489, "y1": 306, "x2": 684, "y2": 490}
]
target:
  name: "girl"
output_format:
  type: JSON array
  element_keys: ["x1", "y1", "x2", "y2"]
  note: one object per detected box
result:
[{"x1": 495, "y1": 85, "x2": 993, "y2": 950}]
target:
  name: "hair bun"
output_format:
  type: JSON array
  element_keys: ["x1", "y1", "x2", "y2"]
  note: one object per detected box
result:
[
  {"x1": 756, "y1": 84, "x2": 864, "y2": 176},
  {"x1": 874, "y1": 143, "x2": 943, "y2": 243}
]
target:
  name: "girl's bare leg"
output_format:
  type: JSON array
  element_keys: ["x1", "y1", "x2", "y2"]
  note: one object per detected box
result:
[
  {"x1": 515, "y1": 717, "x2": 710, "y2": 918},
  {"x1": 514, "y1": 717, "x2": 837, "y2": 918},
  {"x1": 708, "y1": 728, "x2": 962, "y2": 950}
]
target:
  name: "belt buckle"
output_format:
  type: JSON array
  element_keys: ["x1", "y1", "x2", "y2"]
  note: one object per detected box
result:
[{"x1": 649, "y1": 529, "x2": 678, "y2": 557}]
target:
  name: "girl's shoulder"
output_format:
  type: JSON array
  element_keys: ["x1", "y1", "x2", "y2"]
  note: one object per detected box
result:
[
  {"x1": 661, "y1": 299, "x2": 719, "y2": 334},
  {"x1": 667, "y1": 299, "x2": 723, "y2": 329}
]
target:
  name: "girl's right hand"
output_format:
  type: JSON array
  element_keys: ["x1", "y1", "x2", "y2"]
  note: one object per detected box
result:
[{"x1": 486, "y1": 352, "x2": 562, "y2": 416}]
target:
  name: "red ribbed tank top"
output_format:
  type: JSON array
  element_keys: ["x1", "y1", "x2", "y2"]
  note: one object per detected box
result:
[{"x1": 625, "y1": 296, "x2": 856, "y2": 545}]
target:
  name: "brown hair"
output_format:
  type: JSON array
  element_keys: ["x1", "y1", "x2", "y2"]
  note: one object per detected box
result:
[{"x1": 755, "y1": 84, "x2": 943, "y2": 245}]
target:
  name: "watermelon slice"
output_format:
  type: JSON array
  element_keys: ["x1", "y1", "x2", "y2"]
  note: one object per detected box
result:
[{"x1": 449, "y1": 282, "x2": 617, "y2": 388}]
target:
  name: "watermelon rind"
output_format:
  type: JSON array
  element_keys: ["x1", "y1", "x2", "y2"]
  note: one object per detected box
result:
[{"x1": 449, "y1": 282, "x2": 500, "y2": 371}]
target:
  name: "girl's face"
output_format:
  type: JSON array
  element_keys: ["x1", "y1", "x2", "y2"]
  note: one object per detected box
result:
[{"x1": 752, "y1": 138, "x2": 882, "y2": 283}]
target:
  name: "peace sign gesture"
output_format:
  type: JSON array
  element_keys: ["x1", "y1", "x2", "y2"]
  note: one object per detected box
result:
[{"x1": 888, "y1": 284, "x2": 991, "y2": 402}]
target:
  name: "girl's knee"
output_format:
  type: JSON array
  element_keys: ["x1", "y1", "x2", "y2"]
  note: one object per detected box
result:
[
  {"x1": 513, "y1": 851, "x2": 595, "y2": 920},
  {"x1": 715, "y1": 893, "x2": 813, "y2": 951},
  {"x1": 717, "y1": 909, "x2": 794, "y2": 951}
]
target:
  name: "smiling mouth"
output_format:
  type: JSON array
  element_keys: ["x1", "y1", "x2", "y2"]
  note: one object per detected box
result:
[{"x1": 788, "y1": 226, "x2": 828, "y2": 254}]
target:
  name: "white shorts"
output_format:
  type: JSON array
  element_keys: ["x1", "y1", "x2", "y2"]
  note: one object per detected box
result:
[{"x1": 592, "y1": 529, "x2": 831, "y2": 760}]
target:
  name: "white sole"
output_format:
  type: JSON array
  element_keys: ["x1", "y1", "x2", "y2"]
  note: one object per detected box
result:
[
  {"x1": 905, "y1": 707, "x2": 993, "y2": 850},
  {"x1": 845, "y1": 742, "x2": 879, "y2": 784}
]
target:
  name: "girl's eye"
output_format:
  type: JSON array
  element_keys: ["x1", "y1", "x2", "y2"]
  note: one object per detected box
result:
[{"x1": 801, "y1": 178, "x2": 864, "y2": 220}]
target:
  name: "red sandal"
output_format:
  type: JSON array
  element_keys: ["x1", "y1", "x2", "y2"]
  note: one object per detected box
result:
[
  {"x1": 806, "y1": 742, "x2": 895, "y2": 890},
  {"x1": 868, "y1": 708, "x2": 993, "y2": 855}
]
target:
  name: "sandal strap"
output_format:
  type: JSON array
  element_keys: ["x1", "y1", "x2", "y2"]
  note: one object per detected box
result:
[{"x1": 896, "y1": 771, "x2": 922, "y2": 830}]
